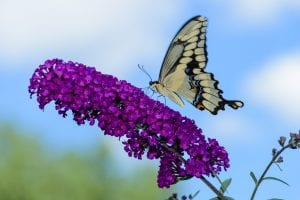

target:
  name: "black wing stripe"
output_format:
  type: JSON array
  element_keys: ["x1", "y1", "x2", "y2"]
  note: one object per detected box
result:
[
  {"x1": 157, "y1": 15, "x2": 243, "y2": 114},
  {"x1": 159, "y1": 16, "x2": 208, "y2": 81}
]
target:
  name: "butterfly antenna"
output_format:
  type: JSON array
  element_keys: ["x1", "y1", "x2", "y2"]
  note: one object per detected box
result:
[{"x1": 138, "y1": 64, "x2": 152, "y2": 82}]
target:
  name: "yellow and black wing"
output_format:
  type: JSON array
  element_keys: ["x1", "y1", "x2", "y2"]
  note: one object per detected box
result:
[
  {"x1": 157, "y1": 15, "x2": 243, "y2": 114},
  {"x1": 159, "y1": 16, "x2": 208, "y2": 81},
  {"x1": 178, "y1": 70, "x2": 244, "y2": 114}
]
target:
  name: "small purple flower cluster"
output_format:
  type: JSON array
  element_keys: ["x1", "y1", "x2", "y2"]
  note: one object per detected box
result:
[{"x1": 29, "y1": 59, "x2": 230, "y2": 188}]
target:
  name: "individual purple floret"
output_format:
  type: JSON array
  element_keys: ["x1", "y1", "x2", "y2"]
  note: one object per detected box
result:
[{"x1": 29, "y1": 59, "x2": 230, "y2": 188}]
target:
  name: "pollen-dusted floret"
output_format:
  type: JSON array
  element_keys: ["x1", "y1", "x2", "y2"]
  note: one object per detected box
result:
[{"x1": 29, "y1": 59, "x2": 230, "y2": 188}]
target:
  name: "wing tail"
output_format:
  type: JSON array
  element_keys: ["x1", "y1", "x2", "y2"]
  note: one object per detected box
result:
[
  {"x1": 225, "y1": 100, "x2": 244, "y2": 109},
  {"x1": 190, "y1": 70, "x2": 244, "y2": 114}
]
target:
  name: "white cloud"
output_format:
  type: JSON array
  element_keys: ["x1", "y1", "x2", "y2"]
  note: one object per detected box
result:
[
  {"x1": 228, "y1": 0, "x2": 300, "y2": 23},
  {"x1": 201, "y1": 0, "x2": 300, "y2": 25},
  {"x1": 0, "y1": 0, "x2": 183, "y2": 76},
  {"x1": 247, "y1": 51, "x2": 300, "y2": 121}
]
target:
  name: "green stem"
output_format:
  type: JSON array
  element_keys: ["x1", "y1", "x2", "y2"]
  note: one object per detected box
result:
[
  {"x1": 200, "y1": 175, "x2": 226, "y2": 199},
  {"x1": 250, "y1": 143, "x2": 292, "y2": 200}
]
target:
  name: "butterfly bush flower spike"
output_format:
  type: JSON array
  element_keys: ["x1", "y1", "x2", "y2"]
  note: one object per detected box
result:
[{"x1": 29, "y1": 59, "x2": 230, "y2": 188}]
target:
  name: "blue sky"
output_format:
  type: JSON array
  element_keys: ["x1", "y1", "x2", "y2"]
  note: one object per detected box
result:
[{"x1": 1, "y1": 0, "x2": 300, "y2": 199}]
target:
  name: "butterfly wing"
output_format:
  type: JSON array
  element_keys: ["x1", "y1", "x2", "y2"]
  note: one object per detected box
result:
[
  {"x1": 178, "y1": 70, "x2": 244, "y2": 114},
  {"x1": 155, "y1": 16, "x2": 206, "y2": 107},
  {"x1": 159, "y1": 16, "x2": 208, "y2": 81},
  {"x1": 153, "y1": 82, "x2": 184, "y2": 107},
  {"x1": 163, "y1": 60, "x2": 244, "y2": 115},
  {"x1": 158, "y1": 15, "x2": 243, "y2": 114}
]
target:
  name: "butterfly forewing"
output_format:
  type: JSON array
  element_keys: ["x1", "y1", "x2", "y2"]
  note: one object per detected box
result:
[{"x1": 159, "y1": 16, "x2": 208, "y2": 81}]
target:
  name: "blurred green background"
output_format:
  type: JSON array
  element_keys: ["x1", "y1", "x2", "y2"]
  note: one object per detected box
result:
[{"x1": 0, "y1": 125, "x2": 172, "y2": 200}]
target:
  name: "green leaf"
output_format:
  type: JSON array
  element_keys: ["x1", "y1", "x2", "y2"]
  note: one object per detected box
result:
[
  {"x1": 220, "y1": 178, "x2": 232, "y2": 193},
  {"x1": 250, "y1": 171, "x2": 258, "y2": 184},
  {"x1": 263, "y1": 176, "x2": 290, "y2": 186}
]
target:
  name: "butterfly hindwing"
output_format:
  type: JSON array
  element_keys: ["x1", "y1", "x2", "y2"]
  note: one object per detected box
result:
[{"x1": 190, "y1": 70, "x2": 244, "y2": 114}]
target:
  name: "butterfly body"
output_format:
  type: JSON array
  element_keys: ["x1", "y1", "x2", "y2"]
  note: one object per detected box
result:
[
  {"x1": 150, "y1": 81, "x2": 184, "y2": 107},
  {"x1": 150, "y1": 15, "x2": 244, "y2": 115}
]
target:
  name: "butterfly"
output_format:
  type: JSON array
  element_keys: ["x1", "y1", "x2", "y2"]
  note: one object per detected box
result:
[{"x1": 149, "y1": 16, "x2": 244, "y2": 115}]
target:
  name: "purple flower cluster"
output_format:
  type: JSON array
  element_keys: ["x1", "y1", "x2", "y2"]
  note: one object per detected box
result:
[{"x1": 29, "y1": 59, "x2": 230, "y2": 188}]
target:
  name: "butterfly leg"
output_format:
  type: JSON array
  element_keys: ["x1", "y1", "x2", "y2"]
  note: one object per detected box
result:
[
  {"x1": 142, "y1": 86, "x2": 155, "y2": 97},
  {"x1": 156, "y1": 94, "x2": 167, "y2": 105}
]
